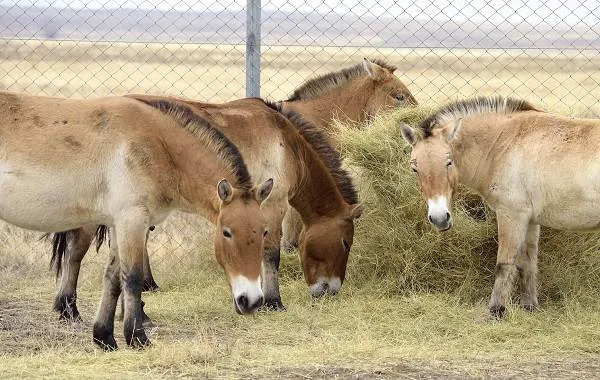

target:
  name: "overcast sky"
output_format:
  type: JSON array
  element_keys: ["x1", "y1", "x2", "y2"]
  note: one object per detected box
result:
[{"x1": 2, "y1": 0, "x2": 599, "y2": 26}]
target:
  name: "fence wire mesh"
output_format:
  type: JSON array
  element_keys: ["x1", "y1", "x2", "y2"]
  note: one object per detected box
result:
[{"x1": 1, "y1": 0, "x2": 600, "y2": 266}]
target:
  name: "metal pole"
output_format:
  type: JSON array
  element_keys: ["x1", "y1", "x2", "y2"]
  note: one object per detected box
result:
[{"x1": 246, "y1": 0, "x2": 261, "y2": 97}]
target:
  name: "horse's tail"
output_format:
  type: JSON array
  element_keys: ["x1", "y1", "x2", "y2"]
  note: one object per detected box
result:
[{"x1": 48, "y1": 225, "x2": 109, "y2": 279}]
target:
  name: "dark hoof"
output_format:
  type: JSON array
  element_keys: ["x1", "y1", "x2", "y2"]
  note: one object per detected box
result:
[
  {"x1": 142, "y1": 279, "x2": 160, "y2": 292},
  {"x1": 125, "y1": 331, "x2": 151, "y2": 348},
  {"x1": 260, "y1": 298, "x2": 286, "y2": 312},
  {"x1": 93, "y1": 325, "x2": 118, "y2": 351},
  {"x1": 55, "y1": 295, "x2": 82, "y2": 322},
  {"x1": 489, "y1": 305, "x2": 506, "y2": 320}
]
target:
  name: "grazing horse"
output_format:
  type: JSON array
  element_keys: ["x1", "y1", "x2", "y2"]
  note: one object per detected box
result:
[
  {"x1": 50, "y1": 94, "x2": 362, "y2": 316},
  {"x1": 398, "y1": 95, "x2": 600, "y2": 318},
  {"x1": 279, "y1": 58, "x2": 418, "y2": 250},
  {"x1": 0, "y1": 91, "x2": 273, "y2": 350}
]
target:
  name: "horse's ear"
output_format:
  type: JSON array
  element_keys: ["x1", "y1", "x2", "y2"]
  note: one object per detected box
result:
[
  {"x1": 255, "y1": 178, "x2": 273, "y2": 204},
  {"x1": 350, "y1": 203, "x2": 364, "y2": 220},
  {"x1": 362, "y1": 58, "x2": 380, "y2": 80},
  {"x1": 217, "y1": 179, "x2": 233, "y2": 203},
  {"x1": 447, "y1": 118, "x2": 462, "y2": 142},
  {"x1": 400, "y1": 123, "x2": 418, "y2": 146}
]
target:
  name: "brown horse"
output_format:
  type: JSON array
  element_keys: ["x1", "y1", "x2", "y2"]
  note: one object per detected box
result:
[
  {"x1": 280, "y1": 58, "x2": 418, "y2": 137},
  {"x1": 0, "y1": 91, "x2": 273, "y2": 350},
  {"x1": 51, "y1": 94, "x2": 361, "y2": 317},
  {"x1": 280, "y1": 58, "x2": 418, "y2": 249},
  {"x1": 52, "y1": 59, "x2": 408, "y2": 309},
  {"x1": 400, "y1": 95, "x2": 600, "y2": 318}
]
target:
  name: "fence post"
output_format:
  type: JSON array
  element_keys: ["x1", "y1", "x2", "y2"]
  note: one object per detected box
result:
[{"x1": 246, "y1": 0, "x2": 261, "y2": 97}]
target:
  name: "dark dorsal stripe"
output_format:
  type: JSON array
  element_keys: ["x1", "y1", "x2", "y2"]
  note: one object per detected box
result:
[
  {"x1": 135, "y1": 98, "x2": 253, "y2": 192},
  {"x1": 287, "y1": 59, "x2": 397, "y2": 101},
  {"x1": 419, "y1": 95, "x2": 539, "y2": 138},
  {"x1": 264, "y1": 100, "x2": 359, "y2": 205}
]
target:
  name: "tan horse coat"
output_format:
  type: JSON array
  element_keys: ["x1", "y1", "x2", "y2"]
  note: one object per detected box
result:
[
  {"x1": 0, "y1": 91, "x2": 272, "y2": 349},
  {"x1": 50, "y1": 94, "x2": 361, "y2": 317},
  {"x1": 401, "y1": 95, "x2": 600, "y2": 318}
]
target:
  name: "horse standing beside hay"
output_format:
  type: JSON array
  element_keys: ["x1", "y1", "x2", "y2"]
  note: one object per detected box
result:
[
  {"x1": 400, "y1": 95, "x2": 600, "y2": 318},
  {"x1": 0, "y1": 91, "x2": 273, "y2": 349},
  {"x1": 279, "y1": 58, "x2": 418, "y2": 249},
  {"x1": 51, "y1": 94, "x2": 362, "y2": 318}
]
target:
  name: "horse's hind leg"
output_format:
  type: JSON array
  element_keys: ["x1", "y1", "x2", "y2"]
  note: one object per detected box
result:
[
  {"x1": 517, "y1": 223, "x2": 540, "y2": 311},
  {"x1": 489, "y1": 212, "x2": 530, "y2": 319},
  {"x1": 142, "y1": 228, "x2": 160, "y2": 292},
  {"x1": 54, "y1": 226, "x2": 95, "y2": 322},
  {"x1": 93, "y1": 228, "x2": 121, "y2": 350}
]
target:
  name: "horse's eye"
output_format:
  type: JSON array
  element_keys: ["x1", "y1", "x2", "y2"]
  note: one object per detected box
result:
[
  {"x1": 222, "y1": 228, "x2": 232, "y2": 238},
  {"x1": 342, "y1": 239, "x2": 350, "y2": 253},
  {"x1": 446, "y1": 160, "x2": 453, "y2": 167}
]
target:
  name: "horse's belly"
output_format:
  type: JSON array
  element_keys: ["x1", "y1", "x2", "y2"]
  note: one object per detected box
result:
[
  {"x1": 0, "y1": 161, "x2": 106, "y2": 231},
  {"x1": 535, "y1": 200, "x2": 600, "y2": 231}
]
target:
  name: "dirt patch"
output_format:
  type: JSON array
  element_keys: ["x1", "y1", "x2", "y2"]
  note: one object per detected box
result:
[{"x1": 0, "y1": 298, "x2": 93, "y2": 356}]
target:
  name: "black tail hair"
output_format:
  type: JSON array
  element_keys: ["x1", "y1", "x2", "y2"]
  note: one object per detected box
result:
[{"x1": 49, "y1": 225, "x2": 109, "y2": 278}]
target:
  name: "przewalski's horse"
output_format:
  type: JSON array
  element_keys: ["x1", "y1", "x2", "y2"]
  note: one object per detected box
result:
[
  {"x1": 51, "y1": 94, "x2": 362, "y2": 315},
  {"x1": 398, "y1": 95, "x2": 600, "y2": 318},
  {"x1": 280, "y1": 58, "x2": 417, "y2": 137},
  {"x1": 279, "y1": 58, "x2": 418, "y2": 249},
  {"x1": 0, "y1": 91, "x2": 272, "y2": 350}
]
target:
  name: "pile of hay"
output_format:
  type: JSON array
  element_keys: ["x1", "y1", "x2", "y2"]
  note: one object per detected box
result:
[{"x1": 337, "y1": 106, "x2": 600, "y2": 305}]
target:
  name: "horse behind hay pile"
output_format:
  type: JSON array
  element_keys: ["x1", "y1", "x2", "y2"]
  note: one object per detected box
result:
[
  {"x1": 279, "y1": 58, "x2": 418, "y2": 250},
  {"x1": 0, "y1": 91, "x2": 273, "y2": 350},
  {"x1": 400, "y1": 95, "x2": 600, "y2": 319},
  {"x1": 280, "y1": 58, "x2": 417, "y2": 137},
  {"x1": 50, "y1": 94, "x2": 362, "y2": 320}
]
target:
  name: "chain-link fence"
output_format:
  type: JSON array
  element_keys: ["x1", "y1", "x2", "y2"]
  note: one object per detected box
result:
[{"x1": 1, "y1": 0, "x2": 600, "y2": 267}]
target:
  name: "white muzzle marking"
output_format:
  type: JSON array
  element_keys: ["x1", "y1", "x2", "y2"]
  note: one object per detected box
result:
[
  {"x1": 310, "y1": 276, "x2": 342, "y2": 298},
  {"x1": 231, "y1": 275, "x2": 263, "y2": 314},
  {"x1": 427, "y1": 196, "x2": 452, "y2": 230}
]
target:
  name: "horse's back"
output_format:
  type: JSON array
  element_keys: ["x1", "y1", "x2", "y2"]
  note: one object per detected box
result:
[{"x1": 0, "y1": 91, "x2": 175, "y2": 232}]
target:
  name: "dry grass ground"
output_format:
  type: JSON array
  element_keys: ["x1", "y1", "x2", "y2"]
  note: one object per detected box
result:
[{"x1": 1, "y1": 40, "x2": 600, "y2": 378}]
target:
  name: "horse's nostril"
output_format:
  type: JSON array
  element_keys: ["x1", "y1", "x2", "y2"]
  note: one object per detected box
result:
[
  {"x1": 249, "y1": 296, "x2": 264, "y2": 311},
  {"x1": 236, "y1": 295, "x2": 248, "y2": 311},
  {"x1": 428, "y1": 215, "x2": 433, "y2": 224},
  {"x1": 445, "y1": 212, "x2": 451, "y2": 222}
]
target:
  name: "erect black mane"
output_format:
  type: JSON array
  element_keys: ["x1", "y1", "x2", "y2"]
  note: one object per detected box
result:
[
  {"x1": 419, "y1": 95, "x2": 539, "y2": 137},
  {"x1": 134, "y1": 98, "x2": 253, "y2": 192},
  {"x1": 287, "y1": 59, "x2": 397, "y2": 102},
  {"x1": 264, "y1": 100, "x2": 359, "y2": 205}
]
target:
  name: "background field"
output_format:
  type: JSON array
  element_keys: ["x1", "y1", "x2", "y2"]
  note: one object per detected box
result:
[{"x1": 2, "y1": 42, "x2": 600, "y2": 378}]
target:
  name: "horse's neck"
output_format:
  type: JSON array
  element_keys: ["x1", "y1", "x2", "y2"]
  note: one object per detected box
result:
[
  {"x1": 160, "y1": 132, "x2": 225, "y2": 222},
  {"x1": 286, "y1": 141, "x2": 346, "y2": 222},
  {"x1": 284, "y1": 86, "x2": 369, "y2": 129},
  {"x1": 452, "y1": 118, "x2": 512, "y2": 196}
]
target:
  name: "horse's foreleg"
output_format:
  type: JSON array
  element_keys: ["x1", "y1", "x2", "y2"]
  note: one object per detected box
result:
[
  {"x1": 92, "y1": 229, "x2": 121, "y2": 351},
  {"x1": 116, "y1": 215, "x2": 150, "y2": 348},
  {"x1": 489, "y1": 211, "x2": 530, "y2": 319},
  {"x1": 517, "y1": 223, "x2": 540, "y2": 311},
  {"x1": 54, "y1": 226, "x2": 95, "y2": 322},
  {"x1": 281, "y1": 206, "x2": 303, "y2": 252},
  {"x1": 261, "y1": 212, "x2": 285, "y2": 311},
  {"x1": 142, "y1": 228, "x2": 159, "y2": 292}
]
